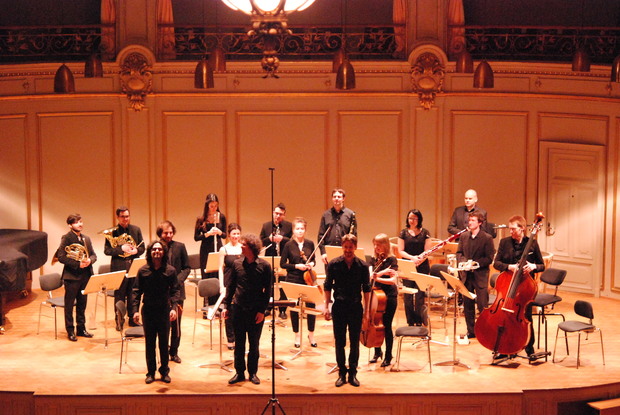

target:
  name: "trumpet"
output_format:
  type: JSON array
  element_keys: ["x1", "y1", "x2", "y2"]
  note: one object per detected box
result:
[{"x1": 99, "y1": 226, "x2": 140, "y2": 258}]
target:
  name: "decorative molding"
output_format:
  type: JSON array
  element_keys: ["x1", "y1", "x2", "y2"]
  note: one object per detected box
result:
[{"x1": 411, "y1": 51, "x2": 445, "y2": 110}]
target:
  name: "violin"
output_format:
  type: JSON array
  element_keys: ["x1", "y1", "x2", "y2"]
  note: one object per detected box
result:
[
  {"x1": 300, "y1": 248, "x2": 322, "y2": 294},
  {"x1": 475, "y1": 213, "x2": 544, "y2": 355},
  {"x1": 360, "y1": 254, "x2": 388, "y2": 348}
]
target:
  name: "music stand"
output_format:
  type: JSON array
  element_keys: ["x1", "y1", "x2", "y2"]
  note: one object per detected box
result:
[
  {"x1": 198, "y1": 292, "x2": 233, "y2": 372},
  {"x1": 279, "y1": 282, "x2": 323, "y2": 360},
  {"x1": 125, "y1": 257, "x2": 146, "y2": 278},
  {"x1": 82, "y1": 270, "x2": 125, "y2": 348},
  {"x1": 205, "y1": 252, "x2": 221, "y2": 273},
  {"x1": 435, "y1": 270, "x2": 476, "y2": 369},
  {"x1": 405, "y1": 272, "x2": 450, "y2": 346}
]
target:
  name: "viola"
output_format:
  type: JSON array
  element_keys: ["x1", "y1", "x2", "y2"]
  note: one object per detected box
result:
[
  {"x1": 360, "y1": 255, "x2": 388, "y2": 348},
  {"x1": 475, "y1": 213, "x2": 544, "y2": 355}
]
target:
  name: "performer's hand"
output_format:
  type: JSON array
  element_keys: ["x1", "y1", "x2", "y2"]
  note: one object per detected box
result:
[
  {"x1": 322, "y1": 253, "x2": 328, "y2": 265},
  {"x1": 273, "y1": 234, "x2": 283, "y2": 243},
  {"x1": 508, "y1": 264, "x2": 519, "y2": 272},
  {"x1": 255, "y1": 312, "x2": 264, "y2": 324},
  {"x1": 221, "y1": 309, "x2": 229, "y2": 319},
  {"x1": 524, "y1": 262, "x2": 537, "y2": 273},
  {"x1": 170, "y1": 309, "x2": 177, "y2": 321},
  {"x1": 132, "y1": 312, "x2": 140, "y2": 325},
  {"x1": 323, "y1": 308, "x2": 331, "y2": 321},
  {"x1": 80, "y1": 258, "x2": 91, "y2": 268}
]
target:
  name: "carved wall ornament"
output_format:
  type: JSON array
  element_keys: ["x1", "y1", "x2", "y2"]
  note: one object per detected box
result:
[
  {"x1": 120, "y1": 52, "x2": 153, "y2": 111},
  {"x1": 411, "y1": 52, "x2": 445, "y2": 110}
]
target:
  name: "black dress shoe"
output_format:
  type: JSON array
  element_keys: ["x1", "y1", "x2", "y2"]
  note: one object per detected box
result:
[
  {"x1": 348, "y1": 375, "x2": 360, "y2": 387},
  {"x1": 170, "y1": 355, "x2": 182, "y2": 364},
  {"x1": 335, "y1": 376, "x2": 346, "y2": 387},
  {"x1": 466, "y1": 332, "x2": 476, "y2": 339},
  {"x1": 369, "y1": 350, "x2": 383, "y2": 363},
  {"x1": 77, "y1": 329, "x2": 93, "y2": 338},
  {"x1": 67, "y1": 332, "x2": 77, "y2": 342},
  {"x1": 145, "y1": 375, "x2": 155, "y2": 384},
  {"x1": 161, "y1": 374, "x2": 171, "y2": 383},
  {"x1": 380, "y1": 357, "x2": 392, "y2": 367},
  {"x1": 228, "y1": 373, "x2": 245, "y2": 384},
  {"x1": 227, "y1": 344, "x2": 235, "y2": 350},
  {"x1": 249, "y1": 374, "x2": 260, "y2": 385},
  {"x1": 279, "y1": 310, "x2": 287, "y2": 320}
]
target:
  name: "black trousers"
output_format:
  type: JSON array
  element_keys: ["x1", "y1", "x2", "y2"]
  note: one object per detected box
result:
[
  {"x1": 374, "y1": 296, "x2": 397, "y2": 360},
  {"x1": 169, "y1": 300, "x2": 183, "y2": 357},
  {"x1": 63, "y1": 278, "x2": 88, "y2": 332},
  {"x1": 290, "y1": 302, "x2": 316, "y2": 333},
  {"x1": 232, "y1": 305, "x2": 265, "y2": 376},
  {"x1": 114, "y1": 277, "x2": 138, "y2": 324},
  {"x1": 332, "y1": 300, "x2": 363, "y2": 377},
  {"x1": 463, "y1": 271, "x2": 489, "y2": 335},
  {"x1": 142, "y1": 306, "x2": 170, "y2": 377}
]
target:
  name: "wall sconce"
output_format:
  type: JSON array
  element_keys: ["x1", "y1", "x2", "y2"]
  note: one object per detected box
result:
[
  {"x1": 456, "y1": 50, "x2": 473, "y2": 73},
  {"x1": 473, "y1": 60, "x2": 493, "y2": 88},
  {"x1": 54, "y1": 64, "x2": 75, "y2": 93},
  {"x1": 194, "y1": 57, "x2": 214, "y2": 89},
  {"x1": 208, "y1": 46, "x2": 227, "y2": 72},
  {"x1": 572, "y1": 47, "x2": 591, "y2": 72},
  {"x1": 611, "y1": 55, "x2": 620, "y2": 82},
  {"x1": 84, "y1": 54, "x2": 103, "y2": 78},
  {"x1": 335, "y1": 59, "x2": 356, "y2": 90}
]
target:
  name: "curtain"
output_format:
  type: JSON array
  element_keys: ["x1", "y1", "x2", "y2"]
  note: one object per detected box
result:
[
  {"x1": 448, "y1": 0, "x2": 466, "y2": 57},
  {"x1": 393, "y1": 0, "x2": 406, "y2": 56},
  {"x1": 100, "y1": 0, "x2": 116, "y2": 60},
  {"x1": 158, "y1": 0, "x2": 176, "y2": 60}
]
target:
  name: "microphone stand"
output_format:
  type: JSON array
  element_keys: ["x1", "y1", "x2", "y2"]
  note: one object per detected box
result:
[{"x1": 261, "y1": 167, "x2": 286, "y2": 415}]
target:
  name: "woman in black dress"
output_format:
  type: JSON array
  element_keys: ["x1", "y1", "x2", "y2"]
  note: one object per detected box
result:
[
  {"x1": 397, "y1": 209, "x2": 432, "y2": 326},
  {"x1": 280, "y1": 217, "x2": 318, "y2": 348},
  {"x1": 367, "y1": 233, "x2": 399, "y2": 367}
]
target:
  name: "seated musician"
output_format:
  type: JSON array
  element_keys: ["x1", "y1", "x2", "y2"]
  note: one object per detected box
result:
[
  {"x1": 280, "y1": 217, "x2": 318, "y2": 348},
  {"x1": 493, "y1": 215, "x2": 545, "y2": 360},
  {"x1": 367, "y1": 233, "x2": 399, "y2": 367}
]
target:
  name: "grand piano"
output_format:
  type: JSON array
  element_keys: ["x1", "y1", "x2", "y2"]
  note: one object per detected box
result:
[{"x1": 0, "y1": 229, "x2": 48, "y2": 331}]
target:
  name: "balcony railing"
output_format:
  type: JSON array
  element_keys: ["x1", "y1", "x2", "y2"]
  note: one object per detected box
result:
[
  {"x1": 164, "y1": 24, "x2": 407, "y2": 62},
  {"x1": 0, "y1": 25, "x2": 115, "y2": 63},
  {"x1": 460, "y1": 26, "x2": 620, "y2": 64}
]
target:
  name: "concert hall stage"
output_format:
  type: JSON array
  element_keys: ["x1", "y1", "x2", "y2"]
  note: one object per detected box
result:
[{"x1": 1, "y1": 288, "x2": 618, "y2": 415}]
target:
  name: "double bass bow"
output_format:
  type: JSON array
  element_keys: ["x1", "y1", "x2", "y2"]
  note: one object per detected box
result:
[
  {"x1": 360, "y1": 254, "x2": 389, "y2": 348},
  {"x1": 475, "y1": 212, "x2": 545, "y2": 355}
]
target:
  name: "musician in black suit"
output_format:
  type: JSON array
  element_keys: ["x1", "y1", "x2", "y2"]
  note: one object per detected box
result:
[
  {"x1": 448, "y1": 189, "x2": 496, "y2": 239},
  {"x1": 157, "y1": 220, "x2": 190, "y2": 364},
  {"x1": 260, "y1": 203, "x2": 292, "y2": 319},
  {"x1": 104, "y1": 206, "x2": 145, "y2": 327},
  {"x1": 57, "y1": 213, "x2": 97, "y2": 341},
  {"x1": 493, "y1": 215, "x2": 545, "y2": 358},
  {"x1": 317, "y1": 188, "x2": 357, "y2": 264},
  {"x1": 455, "y1": 211, "x2": 495, "y2": 339}
]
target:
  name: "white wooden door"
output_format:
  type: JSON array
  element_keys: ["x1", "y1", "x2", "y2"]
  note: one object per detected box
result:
[{"x1": 538, "y1": 142, "x2": 605, "y2": 295}]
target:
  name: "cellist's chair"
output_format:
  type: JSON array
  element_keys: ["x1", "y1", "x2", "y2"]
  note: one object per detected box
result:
[
  {"x1": 391, "y1": 325, "x2": 431, "y2": 372},
  {"x1": 553, "y1": 300, "x2": 605, "y2": 369},
  {"x1": 192, "y1": 278, "x2": 222, "y2": 348},
  {"x1": 37, "y1": 273, "x2": 65, "y2": 339},
  {"x1": 531, "y1": 268, "x2": 567, "y2": 358},
  {"x1": 115, "y1": 301, "x2": 145, "y2": 373}
]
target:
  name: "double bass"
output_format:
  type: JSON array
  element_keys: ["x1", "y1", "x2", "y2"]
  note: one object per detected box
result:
[
  {"x1": 360, "y1": 254, "x2": 388, "y2": 348},
  {"x1": 475, "y1": 213, "x2": 545, "y2": 355}
]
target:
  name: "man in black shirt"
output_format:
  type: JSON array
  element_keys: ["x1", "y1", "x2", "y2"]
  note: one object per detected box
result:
[
  {"x1": 448, "y1": 189, "x2": 496, "y2": 239},
  {"x1": 318, "y1": 188, "x2": 358, "y2": 264},
  {"x1": 157, "y1": 220, "x2": 190, "y2": 364},
  {"x1": 493, "y1": 215, "x2": 545, "y2": 359},
  {"x1": 323, "y1": 234, "x2": 370, "y2": 387},
  {"x1": 132, "y1": 241, "x2": 180, "y2": 384},
  {"x1": 222, "y1": 233, "x2": 272, "y2": 385}
]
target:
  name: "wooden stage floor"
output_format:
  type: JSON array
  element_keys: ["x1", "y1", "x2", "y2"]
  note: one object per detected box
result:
[{"x1": 1, "y1": 287, "x2": 619, "y2": 415}]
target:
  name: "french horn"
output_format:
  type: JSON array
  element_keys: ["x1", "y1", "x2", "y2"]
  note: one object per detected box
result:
[{"x1": 99, "y1": 226, "x2": 139, "y2": 258}]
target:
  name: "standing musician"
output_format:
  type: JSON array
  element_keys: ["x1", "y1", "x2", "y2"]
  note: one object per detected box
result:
[
  {"x1": 317, "y1": 188, "x2": 357, "y2": 265},
  {"x1": 493, "y1": 215, "x2": 545, "y2": 359},
  {"x1": 260, "y1": 203, "x2": 292, "y2": 319},
  {"x1": 219, "y1": 222, "x2": 243, "y2": 350},
  {"x1": 222, "y1": 234, "x2": 272, "y2": 386},
  {"x1": 397, "y1": 209, "x2": 432, "y2": 326},
  {"x1": 280, "y1": 217, "x2": 318, "y2": 348},
  {"x1": 455, "y1": 211, "x2": 495, "y2": 339},
  {"x1": 104, "y1": 206, "x2": 145, "y2": 328},
  {"x1": 157, "y1": 220, "x2": 190, "y2": 364},
  {"x1": 132, "y1": 241, "x2": 180, "y2": 384},
  {"x1": 367, "y1": 233, "x2": 399, "y2": 367},
  {"x1": 57, "y1": 213, "x2": 97, "y2": 342},
  {"x1": 323, "y1": 234, "x2": 371, "y2": 387},
  {"x1": 448, "y1": 189, "x2": 496, "y2": 239},
  {"x1": 194, "y1": 193, "x2": 227, "y2": 307}
]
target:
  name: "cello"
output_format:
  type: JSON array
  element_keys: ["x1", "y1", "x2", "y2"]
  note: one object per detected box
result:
[
  {"x1": 360, "y1": 254, "x2": 389, "y2": 348},
  {"x1": 475, "y1": 213, "x2": 545, "y2": 355}
]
